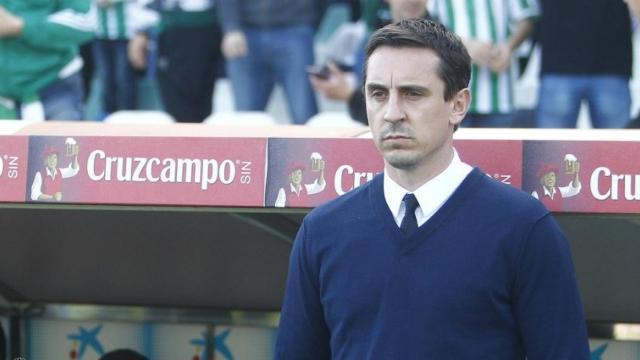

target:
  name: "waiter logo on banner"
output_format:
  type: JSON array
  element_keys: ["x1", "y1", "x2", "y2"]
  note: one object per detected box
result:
[
  {"x1": 529, "y1": 153, "x2": 582, "y2": 212},
  {"x1": 29, "y1": 137, "x2": 80, "y2": 202},
  {"x1": 274, "y1": 152, "x2": 327, "y2": 208}
]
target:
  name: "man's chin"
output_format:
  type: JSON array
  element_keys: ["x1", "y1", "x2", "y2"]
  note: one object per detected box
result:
[{"x1": 383, "y1": 151, "x2": 420, "y2": 170}]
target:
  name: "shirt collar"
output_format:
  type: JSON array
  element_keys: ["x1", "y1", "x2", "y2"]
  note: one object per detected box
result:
[
  {"x1": 46, "y1": 167, "x2": 57, "y2": 178},
  {"x1": 289, "y1": 182, "x2": 302, "y2": 195},
  {"x1": 384, "y1": 149, "x2": 473, "y2": 223},
  {"x1": 543, "y1": 186, "x2": 556, "y2": 198}
]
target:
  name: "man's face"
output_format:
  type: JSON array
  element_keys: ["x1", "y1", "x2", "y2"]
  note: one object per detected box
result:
[
  {"x1": 290, "y1": 169, "x2": 303, "y2": 185},
  {"x1": 46, "y1": 153, "x2": 58, "y2": 169},
  {"x1": 541, "y1": 172, "x2": 556, "y2": 188},
  {"x1": 366, "y1": 46, "x2": 462, "y2": 172},
  {"x1": 386, "y1": 0, "x2": 428, "y2": 22}
]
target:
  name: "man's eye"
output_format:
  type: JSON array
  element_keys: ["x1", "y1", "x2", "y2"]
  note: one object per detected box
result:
[{"x1": 370, "y1": 91, "x2": 386, "y2": 99}]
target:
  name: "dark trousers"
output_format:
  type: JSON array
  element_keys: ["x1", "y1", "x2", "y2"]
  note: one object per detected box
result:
[
  {"x1": 93, "y1": 39, "x2": 138, "y2": 115},
  {"x1": 157, "y1": 24, "x2": 222, "y2": 123}
]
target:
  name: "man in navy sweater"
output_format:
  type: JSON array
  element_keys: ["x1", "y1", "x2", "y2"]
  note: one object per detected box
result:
[{"x1": 276, "y1": 19, "x2": 590, "y2": 359}]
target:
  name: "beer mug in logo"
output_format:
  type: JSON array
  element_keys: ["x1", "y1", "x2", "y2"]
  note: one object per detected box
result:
[
  {"x1": 310, "y1": 152, "x2": 324, "y2": 172},
  {"x1": 564, "y1": 154, "x2": 578, "y2": 174},
  {"x1": 65, "y1": 137, "x2": 77, "y2": 157}
]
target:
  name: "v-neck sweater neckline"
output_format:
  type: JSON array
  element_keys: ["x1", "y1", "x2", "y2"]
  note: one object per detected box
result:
[{"x1": 370, "y1": 167, "x2": 483, "y2": 254}]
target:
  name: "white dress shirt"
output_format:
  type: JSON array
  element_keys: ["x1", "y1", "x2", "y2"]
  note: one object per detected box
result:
[{"x1": 384, "y1": 150, "x2": 473, "y2": 228}]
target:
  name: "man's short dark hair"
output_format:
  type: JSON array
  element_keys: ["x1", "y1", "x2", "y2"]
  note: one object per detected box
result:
[
  {"x1": 99, "y1": 349, "x2": 148, "y2": 360},
  {"x1": 364, "y1": 18, "x2": 471, "y2": 101}
]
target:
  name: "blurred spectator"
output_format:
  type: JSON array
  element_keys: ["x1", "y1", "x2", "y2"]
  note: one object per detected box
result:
[
  {"x1": 94, "y1": 0, "x2": 158, "y2": 118},
  {"x1": 535, "y1": 0, "x2": 632, "y2": 128},
  {"x1": 625, "y1": 0, "x2": 640, "y2": 128},
  {"x1": 330, "y1": 0, "x2": 362, "y2": 22},
  {"x1": 217, "y1": 0, "x2": 328, "y2": 125},
  {"x1": 79, "y1": 43, "x2": 96, "y2": 102},
  {"x1": 362, "y1": 0, "x2": 390, "y2": 32},
  {"x1": 310, "y1": 0, "x2": 430, "y2": 125},
  {"x1": 129, "y1": 0, "x2": 222, "y2": 123},
  {"x1": 430, "y1": 0, "x2": 537, "y2": 128},
  {"x1": 0, "y1": 1, "x2": 94, "y2": 121}
]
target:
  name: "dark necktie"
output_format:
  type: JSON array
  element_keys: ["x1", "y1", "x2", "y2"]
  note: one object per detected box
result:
[{"x1": 400, "y1": 193, "x2": 419, "y2": 234}]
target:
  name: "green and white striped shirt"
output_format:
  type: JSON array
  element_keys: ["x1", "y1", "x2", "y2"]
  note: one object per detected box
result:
[
  {"x1": 429, "y1": 0, "x2": 538, "y2": 114},
  {"x1": 96, "y1": 0, "x2": 158, "y2": 40}
]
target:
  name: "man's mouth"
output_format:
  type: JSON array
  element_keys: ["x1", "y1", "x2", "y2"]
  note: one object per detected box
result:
[{"x1": 384, "y1": 134, "x2": 411, "y2": 140}]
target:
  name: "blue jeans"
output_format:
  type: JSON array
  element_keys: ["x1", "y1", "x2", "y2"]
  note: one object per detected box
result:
[
  {"x1": 226, "y1": 25, "x2": 318, "y2": 124},
  {"x1": 40, "y1": 72, "x2": 85, "y2": 121},
  {"x1": 535, "y1": 74, "x2": 630, "y2": 128},
  {"x1": 462, "y1": 112, "x2": 514, "y2": 128},
  {"x1": 93, "y1": 39, "x2": 138, "y2": 115}
]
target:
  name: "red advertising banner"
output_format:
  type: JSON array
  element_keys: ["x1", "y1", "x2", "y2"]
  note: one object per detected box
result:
[
  {"x1": 0, "y1": 134, "x2": 635, "y2": 213},
  {"x1": 0, "y1": 136, "x2": 29, "y2": 202},
  {"x1": 265, "y1": 138, "x2": 523, "y2": 208},
  {"x1": 265, "y1": 138, "x2": 383, "y2": 208},
  {"x1": 455, "y1": 140, "x2": 523, "y2": 188},
  {"x1": 523, "y1": 141, "x2": 640, "y2": 214},
  {"x1": 26, "y1": 136, "x2": 266, "y2": 207}
]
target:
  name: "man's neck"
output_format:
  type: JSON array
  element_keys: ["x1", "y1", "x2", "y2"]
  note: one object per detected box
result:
[{"x1": 384, "y1": 146, "x2": 454, "y2": 192}]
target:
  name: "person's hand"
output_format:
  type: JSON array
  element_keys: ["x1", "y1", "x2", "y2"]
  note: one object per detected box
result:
[
  {"x1": 128, "y1": 33, "x2": 149, "y2": 70},
  {"x1": 54, "y1": 192, "x2": 63, "y2": 201},
  {"x1": 0, "y1": 6, "x2": 24, "y2": 38},
  {"x1": 309, "y1": 62, "x2": 355, "y2": 102},
  {"x1": 465, "y1": 39, "x2": 493, "y2": 68},
  {"x1": 71, "y1": 144, "x2": 80, "y2": 156},
  {"x1": 489, "y1": 42, "x2": 512, "y2": 73},
  {"x1": 221, "y1": 31, "x2": 248, "y2": 59}
]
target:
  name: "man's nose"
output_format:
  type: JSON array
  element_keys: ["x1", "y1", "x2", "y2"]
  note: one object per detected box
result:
[{"x1": 383, "y1": 93, "x2": 405, "y2": 123}]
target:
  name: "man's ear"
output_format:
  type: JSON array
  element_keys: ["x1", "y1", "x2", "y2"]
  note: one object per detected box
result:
[{"x1": 450, "y1": 88, "x2": 471, "y2": 127}]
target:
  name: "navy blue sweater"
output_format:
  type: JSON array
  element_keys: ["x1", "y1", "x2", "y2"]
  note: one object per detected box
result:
[{"x1": 276, "y1": 168, "x2": 590, "y2": 359}]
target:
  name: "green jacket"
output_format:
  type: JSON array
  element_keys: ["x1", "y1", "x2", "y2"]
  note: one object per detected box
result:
[{"x1": 0, "y1": 0, "x2": 94, "y2": 102}]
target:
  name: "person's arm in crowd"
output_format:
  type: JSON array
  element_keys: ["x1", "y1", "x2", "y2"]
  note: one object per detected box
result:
[
  {"x1": 462, "y1": 38, "x2": 494, "y2": 68},
  {"x1": 310, "y1": 62, "x2": 367, "y2": 124},
  {"x1": 0, "y1": 6, "x2": 24, "y2": 38},
  {"x1": 489, "y1": 17, "x2": 535, "y2": 73},
  {"x1": 128, "y1": 32, "x2": 150, "y2": 69},
  {"x1": 218, "y1": 0, "x2": 247, "y2": 59},
  {"x1": 625, "y1": 0, "x2": 640, "y2": 18},
  {"x1": 315, "y1": 0, "x2": 330, "y2": 29},
  {"x1": 126, "y1": 1, "x2": 160, "y2": 69},
  {"x1": 309, "y1": 62, "x2": 356, "y2": 102},
  {"x1": 0, "y1": 0, "x2": 94, "y2": 50}
]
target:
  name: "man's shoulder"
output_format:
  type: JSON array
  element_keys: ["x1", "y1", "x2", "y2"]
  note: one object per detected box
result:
[
  {"x1": 470, "y1": 169, "x2": 549, "y2": 222},
  {"x1": 304, "y1": 173, "x2": 381, "y2": 226}
]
